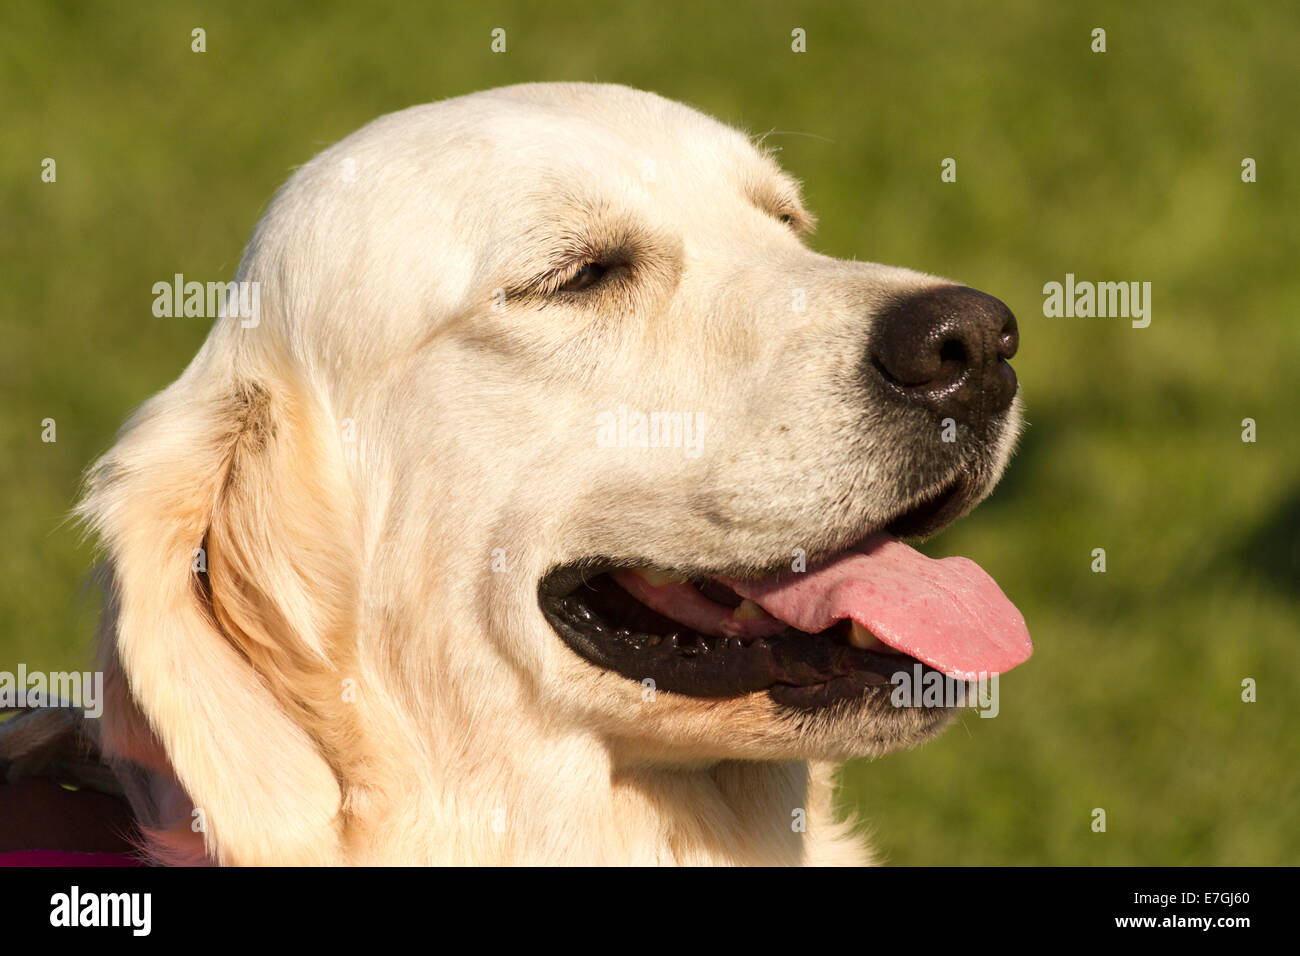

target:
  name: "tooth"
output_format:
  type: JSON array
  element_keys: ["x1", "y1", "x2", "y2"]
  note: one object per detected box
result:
[
  {"x1": 633, "y1": 567, "x2": 688, "y2": 587},
  {"x1": 848, "y1": 620, "x2": 885, "y2": 651},
  {"x1": 733, "y1": 599, "x2": 771, "y2": 621}
]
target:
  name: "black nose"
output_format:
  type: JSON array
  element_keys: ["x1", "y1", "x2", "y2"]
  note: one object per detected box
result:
[{"x1": 869, "y1": 285, "x2": 1019, "y2": 424}]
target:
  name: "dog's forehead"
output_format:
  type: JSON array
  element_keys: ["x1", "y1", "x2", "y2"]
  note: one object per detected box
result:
[
  {"x1": 288, "y1": 83, "x2": 805, "y2": 242},
  {"x1": 463, "y1": 89, "x2": 783, "y2": 207}
]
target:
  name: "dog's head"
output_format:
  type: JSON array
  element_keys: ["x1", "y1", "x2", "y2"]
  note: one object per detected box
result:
[{"x1": 80, "y1": 83, "x2": 1029, "y2": 863}]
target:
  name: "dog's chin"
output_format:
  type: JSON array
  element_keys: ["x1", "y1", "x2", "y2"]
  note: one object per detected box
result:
[
  {"x1": 600, "y1": 689, "x2": 960, "y2": 765},
  {"x1": 769, "y1": 690, "x2": 960, "y2": 760}
]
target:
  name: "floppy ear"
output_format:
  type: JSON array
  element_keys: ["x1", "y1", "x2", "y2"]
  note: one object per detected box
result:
[{"x1": 79, "y1": 357, "x2": 361, "y2": 865}]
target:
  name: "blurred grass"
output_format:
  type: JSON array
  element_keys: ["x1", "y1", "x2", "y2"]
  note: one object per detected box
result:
[{"x1": 2, "y1": 0, "x2": 1296, "y2": 863}]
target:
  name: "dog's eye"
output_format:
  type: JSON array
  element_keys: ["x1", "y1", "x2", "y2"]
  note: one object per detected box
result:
[
  {"x1": 559, "y1": 261, "x2": 608, "y2": 293},
  {"x1": 778, "y1": 213, "x2": 795, "y2": 226}
]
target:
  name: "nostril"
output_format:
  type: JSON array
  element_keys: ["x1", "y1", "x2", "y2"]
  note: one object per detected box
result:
[
  {"x1": 938, "y1": 339, "x2": 965, "y2": 363},
  {"x1": 936, "y1": 338, "x2": 968, "y2": 384}
]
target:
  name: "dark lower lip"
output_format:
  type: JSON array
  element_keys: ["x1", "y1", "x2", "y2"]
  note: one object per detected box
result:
[{"x1": 539, "y1": 570, "x2": 941, "y2": 710}]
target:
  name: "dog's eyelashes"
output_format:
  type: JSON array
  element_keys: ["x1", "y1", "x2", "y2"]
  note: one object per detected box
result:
[
  {"x1": 558, "y1": 261, "x2": 608, "y2": 293},
  {"x1": 514, "y1": 257, "x2": 627, "y2": 302}
]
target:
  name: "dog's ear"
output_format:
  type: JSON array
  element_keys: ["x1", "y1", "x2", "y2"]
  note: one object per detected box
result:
[{"x1": 78, "y1": 357, "x2": 360, "y2": 865}]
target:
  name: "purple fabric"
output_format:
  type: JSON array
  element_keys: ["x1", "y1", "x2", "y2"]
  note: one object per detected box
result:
[{"x1": 0, "y1": 850, "x2": 145, "y2": 867}]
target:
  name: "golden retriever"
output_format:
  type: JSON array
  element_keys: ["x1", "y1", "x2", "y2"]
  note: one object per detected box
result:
[{"x1": 74, "y1": 82, "x2": 1031, "y2": 865}]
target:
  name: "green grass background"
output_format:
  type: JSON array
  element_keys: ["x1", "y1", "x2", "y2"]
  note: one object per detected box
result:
[{"x1": 2, "y1": 1, "x2": 1296, "y2": 864}]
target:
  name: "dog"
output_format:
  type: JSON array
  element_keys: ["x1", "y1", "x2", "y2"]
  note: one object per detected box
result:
[{"x1": 69, "y1": 82, "x2": 1030, "y2": 865}]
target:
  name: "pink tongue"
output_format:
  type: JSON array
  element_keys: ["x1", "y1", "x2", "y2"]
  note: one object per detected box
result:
[{"x1": 721, "y1": 533, "x2": 1032, "y2": 681}]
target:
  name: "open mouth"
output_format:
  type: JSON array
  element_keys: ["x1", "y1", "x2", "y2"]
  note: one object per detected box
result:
[{"x1": 539, "y1": 489, "x2": 1033, "y2": 711}]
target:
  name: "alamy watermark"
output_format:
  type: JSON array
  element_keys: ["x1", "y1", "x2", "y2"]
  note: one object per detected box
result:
[
  {"x1": 0, "y1": 664, "x2": 103, "y2": 718},
  {"x1": 1042, "y1": 273, "x2": 1151, "y2": 328},
  {"x1": 595, "y1": 405, "x2": 706, "y2": 458},
  {"x1": 152, "y1": 273, "x2": 260, "y2": 328},
  {"x1": 890, "y1": 664, "x2": 1000, "y2": 718},
  {"x1": 50, "y1": 885, "x2": 150, "y2": 936}
]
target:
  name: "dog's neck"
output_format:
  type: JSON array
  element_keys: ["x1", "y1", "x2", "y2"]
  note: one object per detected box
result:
[
  {"x1": 341, "y1": 686, "x2": 868, "y2": 865},
  {"x1": 113, "y1": 678, "x2": 870, "y2": 865},
  {"x1": 109, "y1": 608, "x2": 872, "y2": 865}
]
